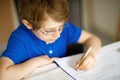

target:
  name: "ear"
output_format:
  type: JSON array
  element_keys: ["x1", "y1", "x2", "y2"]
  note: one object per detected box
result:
[{"x1": 22, "y1": 19, "x2": 32, "y2": 29}]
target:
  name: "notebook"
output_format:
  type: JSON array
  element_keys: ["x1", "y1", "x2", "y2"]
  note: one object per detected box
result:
[
  {"x1": 24, "y1": 41, "x2": 120, "y2": 80},
  {"x1": 55, "y1": 45, "x2": 120, "y2": 80},
  {"x1": 23, "y1": 63, "x2": 74, "y2": 80}
]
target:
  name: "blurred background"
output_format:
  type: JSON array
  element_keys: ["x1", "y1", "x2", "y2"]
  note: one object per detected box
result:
[{"x1": 0, "y1": 0, "x2": 120, "y2": 54}]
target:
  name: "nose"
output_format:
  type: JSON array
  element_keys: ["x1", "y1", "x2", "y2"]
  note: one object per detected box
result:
[{"x1": 52, "y1": 31, "x2": 60, "y2": 38}]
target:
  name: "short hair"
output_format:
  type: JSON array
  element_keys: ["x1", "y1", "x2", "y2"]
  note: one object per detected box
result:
[{"x1": 19, "y1": 0, "x2": 70, "y2": 30}]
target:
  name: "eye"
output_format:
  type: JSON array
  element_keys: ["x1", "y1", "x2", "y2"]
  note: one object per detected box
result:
[{"x1": 44, "y1": 28, "x2": 58, "y2": 32}]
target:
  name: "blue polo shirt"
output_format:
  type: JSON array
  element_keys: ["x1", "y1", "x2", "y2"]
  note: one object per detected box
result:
[{"x1": 1, "y1": 22, "x2": 82, "y2": 64}]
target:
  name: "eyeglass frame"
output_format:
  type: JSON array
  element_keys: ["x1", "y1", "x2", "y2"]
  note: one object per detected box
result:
[{"x1": 38, "y1": 24, "x2": 67, "y2": 36}]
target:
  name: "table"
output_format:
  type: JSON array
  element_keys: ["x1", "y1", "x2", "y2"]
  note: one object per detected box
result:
[{"x1": 23, "y1": 41, "x2": 120, "y2": 80}]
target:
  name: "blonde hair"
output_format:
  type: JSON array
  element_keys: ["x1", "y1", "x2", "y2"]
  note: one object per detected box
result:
[{"x1": 19, "y1": 0, "x2": 70, "y2": 30}]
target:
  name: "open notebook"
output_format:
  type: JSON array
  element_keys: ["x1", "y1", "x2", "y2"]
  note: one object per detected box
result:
[
  {"x1": 55, "y1": 42, "x2": 120, "y2": 80},
  {"x1": 23, "y1": 63, "x2": 74, "y2": 80},
  {"x1": 24, "y1": 42, "x2": 120, "y2": 80}
]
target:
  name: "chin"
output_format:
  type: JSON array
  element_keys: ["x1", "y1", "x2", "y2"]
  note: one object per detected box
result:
[
  {"x1": 45, "y1": 38, "x2": 59, "y2": 44},
  {"x1": 45, "y1": 40, "x2": 55, "y2": 44},
  {"x1": 49, "y1": 41, "x2": 55, "y2": 43}
]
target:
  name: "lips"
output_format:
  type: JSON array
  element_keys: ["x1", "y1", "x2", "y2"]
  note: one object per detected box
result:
[
  {"x1": 48, "y1": 40, "x2": 55, "y2": 43},
  {"x1": 45, "y1": 36, "x2": 60, "y2": 44},
  {"x1": 46, "y1": 38, "x2": 57, "y2": 43}
]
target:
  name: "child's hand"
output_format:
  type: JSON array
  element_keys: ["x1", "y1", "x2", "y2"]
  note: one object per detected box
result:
[
  {"x1": 32, "y1": 55, "x2": 55, "y2": 67},
  {"x1": 76, "y1": 53, "x2": 96, "y2": 70}
]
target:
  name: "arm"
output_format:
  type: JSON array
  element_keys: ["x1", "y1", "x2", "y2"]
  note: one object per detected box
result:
[
  {"x1": 76, "y1": 30, "x2": 101, "y2": 70},
  {"x1": 78, "y1": 30, "x2": 101, "y2": 56},
  {"x1": 0, "y1": 55, "x2": 54, "y2": 80}
]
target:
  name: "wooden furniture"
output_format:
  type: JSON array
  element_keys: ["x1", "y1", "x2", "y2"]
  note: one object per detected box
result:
[{"x1": 115, "y1": 16, "x2": 120, "y2": 41}]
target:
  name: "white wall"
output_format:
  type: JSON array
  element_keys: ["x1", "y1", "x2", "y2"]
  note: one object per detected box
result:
[{"x1": 82, "y1": 0, "x2": 120, "y2": 45}]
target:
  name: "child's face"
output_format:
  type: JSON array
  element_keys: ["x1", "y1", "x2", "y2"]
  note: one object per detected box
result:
[{"x1": 33, "y1": 17, "x2": 65, "y2": 44}]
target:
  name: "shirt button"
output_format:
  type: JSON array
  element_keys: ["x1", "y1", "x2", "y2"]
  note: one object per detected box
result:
[{"x1": 49, "y1": 50, "x2": 53, "y2": 54}]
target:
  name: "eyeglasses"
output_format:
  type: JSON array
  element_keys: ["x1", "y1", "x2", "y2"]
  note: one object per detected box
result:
[{"x1": 38, "y1": 26, "x2": 67, "y2": 36}]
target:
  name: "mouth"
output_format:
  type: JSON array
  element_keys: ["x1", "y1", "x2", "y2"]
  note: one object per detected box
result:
[
  {"x1": 45, "y1": 37, "x2": 60, "y2": 44},
  {"x1": 46, "y1": 38, "x2": 58, "y2": 44}
]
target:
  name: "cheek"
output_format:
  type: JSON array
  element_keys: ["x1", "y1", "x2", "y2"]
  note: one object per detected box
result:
[
  {"x1": 32, "y1": 30, "x2": 50, "y2": 42},
  {"x1": 39, "y1": 34, "x2": 56, "y2": 43},
  {"x1": 38, "y1": 34, "x2": 50, "y2": 41},
  {"x1": 36, "y1": 32, "x2": 61, "y2": 43}
]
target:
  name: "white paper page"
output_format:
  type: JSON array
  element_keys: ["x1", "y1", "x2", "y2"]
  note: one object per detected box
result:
[
  {"x1": 55, "y1": 42, "x2": 120, "y2": 80},
  {"x1": 23, "y1": 63, "x2": 74, "y2": 80}
]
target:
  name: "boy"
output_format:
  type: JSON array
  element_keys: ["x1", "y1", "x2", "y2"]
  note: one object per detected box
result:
[{"x1": 0, "y1": 0, "x2": 101, "y2": 80}]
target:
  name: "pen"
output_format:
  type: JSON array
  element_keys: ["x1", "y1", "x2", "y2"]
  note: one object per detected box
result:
[
  {"x1": 84, "y1": 47, "x2": 92, "y2": 58},
  {"x1": 80, "y1": 47, "x2": 92, "y2": 64}
]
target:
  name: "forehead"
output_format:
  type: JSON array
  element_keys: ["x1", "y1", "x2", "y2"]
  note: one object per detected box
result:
[{"x1": 41, "y1": 16, "x2": 64, "y2": 29}]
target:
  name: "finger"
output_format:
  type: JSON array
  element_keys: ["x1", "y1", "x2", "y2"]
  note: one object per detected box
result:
[
  {"x1": 77, "y1": 64, "x2": 85, "y2": 70},
  {"x1": 76, "y1": 55, "x2": 86, "y2": 67},
  {"x1": 80, "y1": 54, "x2": 85, "y2": 61},
  {"x1": 83, "y1": 60, "x2": 90, "y2": 70},
  {"x1": 76, "y1": 57, "x2": 87, "y2": 70},
  {"x1": 83, "y1": 57, "x2": 91, "y2": 67},
  {"x1": 84, "y1": 62, "x2": 94, "y2": 70},
  {"x1": 82, "y1": 58, "x2": 96, "y2": 70},
  {"x1": 76, "y1": 53, "x2": 93, "y2": 70},
  {"x1": 76, "y1": 60, "x2": 81, "y2": 68},
  {"x1": 77, "y1": 57, "x2": 91, "y2": 70}
]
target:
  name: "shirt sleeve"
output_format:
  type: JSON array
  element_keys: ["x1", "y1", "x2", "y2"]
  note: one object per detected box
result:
[
  {"x1": 1, "y1": 34, "x2": 27, "y2": 64},
  {"x1": 64, "y1": 22, "x2": 82, "y2": 44}
]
